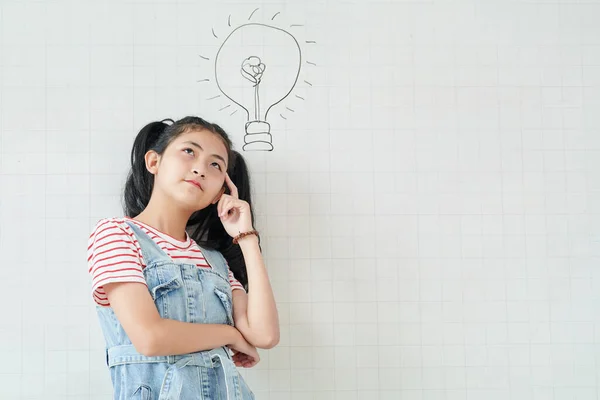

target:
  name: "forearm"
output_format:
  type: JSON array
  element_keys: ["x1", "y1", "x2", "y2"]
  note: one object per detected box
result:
[
  {"x1": 146, "y1": 319, "x2": 239, "y2": 357},
  {"x1": 239, "y1": 236, "x2": 280, "y2": 342}
]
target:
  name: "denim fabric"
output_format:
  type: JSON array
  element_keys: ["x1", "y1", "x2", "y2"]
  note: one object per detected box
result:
[{"x1": 96, "y1": 221, "x2": 254, "y2": 399}]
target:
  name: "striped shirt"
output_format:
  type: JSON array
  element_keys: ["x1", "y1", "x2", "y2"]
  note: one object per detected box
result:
[{"x1": 87, "y1": 217, "x2": 244, "y2": 307}]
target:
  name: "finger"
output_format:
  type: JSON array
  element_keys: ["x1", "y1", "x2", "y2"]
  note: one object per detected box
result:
[
  {"x1": 222, "y1": 199, "x2": 241, "y2": 219},
  {"x1": 225, "y1": 173, "x2": 239, "y2": 199},
  {"x1": 217, "y1": 194, "x2": 227, "y2": 217},
  {"x1": 220, "y1": 202, "x2": 233, "y2": 219},
  {"x1": 234, "y1": 355, "x2": 251, "y2": 367},
  {"x1": 218, "y1": 197, "x2": 231, "y2": 218}
]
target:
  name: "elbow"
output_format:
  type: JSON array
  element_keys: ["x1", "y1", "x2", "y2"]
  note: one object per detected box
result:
[
  {"x1": 134, "y1": 336, "x2": 159, "y2": 357},
  {"x1": 132, "y1": 322, "x2": 163, "y2": 357},
  {"x1": 137, "y1": 343, "x2": 158, "y2": 357},
  {"x1": 257, "y1": 332, "x2": 280, "y2": 349},
  {"x1": 263, "y1": 336, "x2": 279, "y2": 349}
]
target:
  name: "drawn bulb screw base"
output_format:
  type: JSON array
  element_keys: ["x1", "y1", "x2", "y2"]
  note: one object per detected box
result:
[{"x1": 244, "y1": 120, "x2": 272, "y2": 151}]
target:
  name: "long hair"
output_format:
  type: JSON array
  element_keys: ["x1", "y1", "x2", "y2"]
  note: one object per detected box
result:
[{"x1": 122, "y1": 116, "x2": 256, "y2": 290}]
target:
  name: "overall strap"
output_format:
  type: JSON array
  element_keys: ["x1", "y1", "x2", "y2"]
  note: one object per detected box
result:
[
  {"x1": 124, "y1": 220, "x2": 173, "y2": 265},
  {"x1": 198, "y1": 244, "x2": 229, "y2": 281}
]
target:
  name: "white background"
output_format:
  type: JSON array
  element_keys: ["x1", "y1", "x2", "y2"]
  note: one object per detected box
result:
[{"x1": 1, "y1": 0, "x2": 599, "y2": 399}]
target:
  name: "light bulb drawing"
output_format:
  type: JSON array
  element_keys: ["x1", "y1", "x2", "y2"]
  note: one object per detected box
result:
[{"x1": 198, "y1": 10, "x2": 315, "y2": 151}]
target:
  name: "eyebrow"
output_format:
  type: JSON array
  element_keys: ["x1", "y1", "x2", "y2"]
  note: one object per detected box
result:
[{"x1": 183, "y1": 141, "x2": 227, "y2": 166}]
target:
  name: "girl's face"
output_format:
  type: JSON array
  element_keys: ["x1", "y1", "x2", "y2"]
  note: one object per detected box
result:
[{"x1": 146, "y1": 128, "x2": 229, "y2": 211}]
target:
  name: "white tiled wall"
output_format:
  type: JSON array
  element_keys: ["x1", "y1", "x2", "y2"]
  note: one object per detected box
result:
[{"x1": 1, "y1": 0, "x2": 599, "y2": 399}]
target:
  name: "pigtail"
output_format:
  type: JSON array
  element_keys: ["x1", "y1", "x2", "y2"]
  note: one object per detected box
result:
[{"x1": 123, "y1": 120, "x2": 170, "y2": 218}]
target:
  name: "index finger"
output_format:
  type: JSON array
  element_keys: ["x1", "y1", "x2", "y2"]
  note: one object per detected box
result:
[{"x1": 224, "y1": 173, "x2": 239, "y2": 198}]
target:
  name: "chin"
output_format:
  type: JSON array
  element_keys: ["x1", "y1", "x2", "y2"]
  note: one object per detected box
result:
[
  {"x1": 184, "y1": 197, "x2": 214, "y2": 213},
  {"x1": 173, "y1": 187, "x2": 216, "y2": 211}
]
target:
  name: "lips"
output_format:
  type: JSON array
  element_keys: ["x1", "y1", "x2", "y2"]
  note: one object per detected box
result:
[{"x1": 185, "y1": 180, "x2": 203, "y2": 190}]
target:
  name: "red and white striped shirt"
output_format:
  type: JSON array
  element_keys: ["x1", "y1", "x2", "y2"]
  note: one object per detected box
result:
[{"x1": 87, "y1": 217, "x2": 244, "y2": 307}]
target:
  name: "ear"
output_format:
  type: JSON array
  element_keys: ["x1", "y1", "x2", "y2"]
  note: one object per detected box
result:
[
  {"x1": 211, "y1": 185, "x2": 226, "y2": 205},
  {"x1": 145, "y1": 150, "x2": 160, "y2": 175}
]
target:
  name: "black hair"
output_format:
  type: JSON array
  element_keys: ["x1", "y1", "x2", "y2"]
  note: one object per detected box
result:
[{"x1": 122, "y1": 116, "x2": 257, "y2": 290}]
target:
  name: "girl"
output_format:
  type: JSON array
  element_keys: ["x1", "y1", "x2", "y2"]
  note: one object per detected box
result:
[{"x1": 87, "y1": 116, "x2": 279, "y2": 399}]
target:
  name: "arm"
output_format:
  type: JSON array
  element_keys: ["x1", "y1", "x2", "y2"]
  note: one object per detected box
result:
[
  {"x1": 105, "y1": 281, "x2": 240, "y2": 357},
  {"x1": 88, "y1": 219, "x2": 258, "y2": 361},
  {"x1": 232, "y1": 235, "x2": 280, "y2": 349}
]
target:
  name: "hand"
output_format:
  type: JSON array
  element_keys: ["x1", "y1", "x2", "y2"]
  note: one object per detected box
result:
[
  {"x1": 227, "y1": 330, "x2": 260, "y2": 368},
  {"x1": 217, "y1": 173, "x2": 254, "y2": 239},
  {"x1": 230, "y1": 348, "x2": 258, "y2": 368}
]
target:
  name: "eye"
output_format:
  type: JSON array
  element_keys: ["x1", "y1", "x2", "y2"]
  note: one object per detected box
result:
[
  {"x1": 211, "y1": 162, "x2": 222, "y2": 171},
  {"x1": 183, "y1": 148, "x2": 194, "y2": 156}
]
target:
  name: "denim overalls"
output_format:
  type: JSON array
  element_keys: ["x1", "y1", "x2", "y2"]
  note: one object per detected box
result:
[{"x1": 95, "y1": 221, "x2": 254, "y2": 399}]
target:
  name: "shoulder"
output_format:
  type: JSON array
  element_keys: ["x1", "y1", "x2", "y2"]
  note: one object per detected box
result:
[
  {"x1": 88, "y1": 217, "x2": 136, "y2": 246},
  {"x1": 90, "y1": 216, "x2": 132, "y2": 232},
  {"x1": 87, "y1": 217, "x2": 142, "y2": 268}
]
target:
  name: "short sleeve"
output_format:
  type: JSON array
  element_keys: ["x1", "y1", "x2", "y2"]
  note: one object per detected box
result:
[
  {"x1": 228, "y1": 270, "x2": 245, "y2": 292},
  {"x1": 87, "y1": 219, "x2": 147, "y2": 306}
]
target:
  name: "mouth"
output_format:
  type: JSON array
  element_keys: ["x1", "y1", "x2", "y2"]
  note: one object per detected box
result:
[{"x1": 185, "y1": 180, "x2": 203, "y2": 190}]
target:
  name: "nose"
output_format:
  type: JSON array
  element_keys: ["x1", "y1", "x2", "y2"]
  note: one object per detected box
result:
[{"x1": 192, "y1": 168, "x2": 206, "y2": 179}]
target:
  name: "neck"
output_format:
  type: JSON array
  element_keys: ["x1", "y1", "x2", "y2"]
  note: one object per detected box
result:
[{"x1": 133, "y1": 195, "x2": 192, "y2": 242}]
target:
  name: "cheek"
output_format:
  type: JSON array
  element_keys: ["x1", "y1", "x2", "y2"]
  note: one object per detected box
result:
[
  {"x1": 217, "y1": 173, "x2": 226, "y2": 188},
  {"x1": 209, "y1": 179, "x2": 226, "y2": 196},
  {"x1": 157, "y1": 159, "x2": 186, "y2": 182},
  {"x1": 212, "y1": 178, "x2": 226, "y2": 192},
  {"x1": 173, "y1": 154, "x2": 193, "y2": 171}
]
